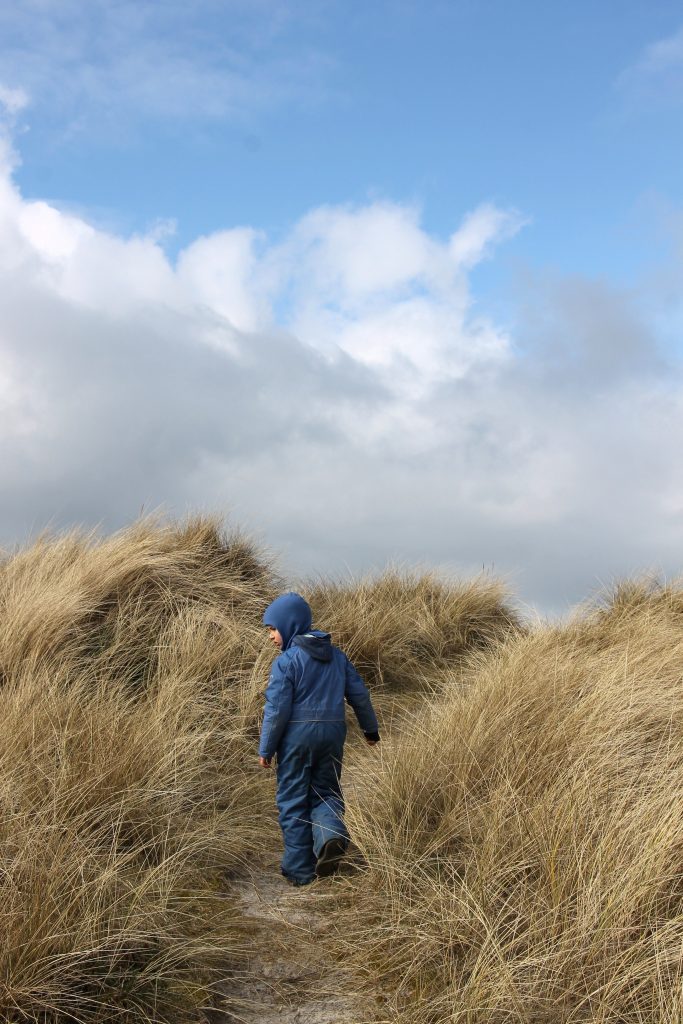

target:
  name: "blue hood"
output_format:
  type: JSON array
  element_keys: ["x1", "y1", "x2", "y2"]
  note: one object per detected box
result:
[{"x1": 263, "y1": 592, "x2": 313, "y2": 651}]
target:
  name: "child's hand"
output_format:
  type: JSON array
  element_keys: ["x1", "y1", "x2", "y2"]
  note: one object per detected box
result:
[{"x1": 259, "y1": 756, "x2": 272, "y2": 768}]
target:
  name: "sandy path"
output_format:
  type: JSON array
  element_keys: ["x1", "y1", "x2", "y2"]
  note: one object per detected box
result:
[
  {"x1": 206, "y1": 726, "x2": 401, "y2": 1024},
  {"x1": 210, "y1": 852, "x2": 366, "y2": 1024}
]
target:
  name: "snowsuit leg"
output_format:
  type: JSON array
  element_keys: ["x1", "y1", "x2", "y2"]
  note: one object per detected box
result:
[
  {"x1": 276, "y1": 730, "x2": 316, "y2": 882},
  {"x1": 309, "y1": 722, "x2": 349, "y2": 858},
  {"x1": 276, "y1": 722, "x2": 349, "y2": 882}
]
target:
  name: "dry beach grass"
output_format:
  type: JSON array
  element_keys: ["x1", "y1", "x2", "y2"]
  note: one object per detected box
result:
[
  {"x1": 330, "y1": 580, "x2": 683, "y2": 1023},
  {"x1": 0, "y1": 518, "x2": 681, "y2": 1023},
  {"x1": 305, "y1": 570, "x2": 521, "y2": 693},
  {"x1": 0, "y1": 519, "x2": 279, "y2": 1022}
]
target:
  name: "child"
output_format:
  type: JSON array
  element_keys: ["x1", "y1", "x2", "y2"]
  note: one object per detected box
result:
[{"x1": 258, "y1": 592, "x2": 380, "y2": 886}]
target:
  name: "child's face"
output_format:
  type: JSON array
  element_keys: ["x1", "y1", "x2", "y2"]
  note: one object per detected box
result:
[{"x1": 267, "y1": 626, "x2": 283, "y2": 649}]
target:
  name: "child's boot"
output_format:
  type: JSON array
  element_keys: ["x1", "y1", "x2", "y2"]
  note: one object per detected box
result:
[{"x1": 315, "y1": 838, "x2": 346, "y2": 877}]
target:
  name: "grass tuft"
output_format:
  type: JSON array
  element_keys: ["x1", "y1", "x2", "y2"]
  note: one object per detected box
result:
[{"x1": 305, "y1": 569, "x2": 520, "y2": 692}]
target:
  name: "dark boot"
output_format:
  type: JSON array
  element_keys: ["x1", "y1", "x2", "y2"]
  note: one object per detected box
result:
[{"x1": 315, "y1": 838, "x2": 346, "y2": 877}]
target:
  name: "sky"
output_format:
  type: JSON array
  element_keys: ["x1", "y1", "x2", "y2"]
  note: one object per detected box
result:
[{"x1": 0, "y1": 0, "x2": 682, "y2": 616}]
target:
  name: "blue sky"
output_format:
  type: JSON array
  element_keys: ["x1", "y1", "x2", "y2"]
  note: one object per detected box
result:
[
  {"x1": 0, "y1": 0, "x2": 682, "y2": 614},
  {"x1": 9, "y1": 1, "x2": 682, "y2": 274}
]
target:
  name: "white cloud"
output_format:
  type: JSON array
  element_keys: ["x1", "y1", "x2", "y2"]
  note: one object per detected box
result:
[
  {"x1": 0, "y1": 1, "x2": 330, "y2": 133},
  {"x1": 176, "y1": 229, "x2": 266, "y2": 334},
  {"x1": 0, "y1": 83, "x2": 28, "y2": 116},
  {"x1": 617, "y1": 25, "x2": 683, "y2": 109},
  {"x1": 631, "y1": 25, "x2": 683, "y2": 77},
  {"x1": 449, "y1": 203, "x2": 525, "y2": 269},
  {"x1": 0, "y1": 147, "x2": 681, "y2": 614},
  {"x1": 256, "y1": 200, "x2": 517, "y2": 397},
  {"x1": 285, "y1": 203, "x2": 434, "y2": 300}
]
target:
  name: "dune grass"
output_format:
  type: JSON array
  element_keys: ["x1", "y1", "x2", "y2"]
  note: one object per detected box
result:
[
  {"x1": 329, "y1": 578, "x2": 683, "y2": 1023},
  {"x1": 305, "y1": 570, "x2": 520, "y2": 693},
  {"x1": 3, "y1": 517, "x2": 681, "y2": 1024},
  {"x1": 0, "y1": 517, "x2": 278, "y2": 1022}
]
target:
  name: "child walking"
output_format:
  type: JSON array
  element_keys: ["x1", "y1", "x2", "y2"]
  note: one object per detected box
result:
[{"x1": 258, "y1": 592, "x2": 380, "y2": 886}]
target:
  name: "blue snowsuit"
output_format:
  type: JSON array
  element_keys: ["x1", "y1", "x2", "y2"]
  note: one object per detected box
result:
[{"x1": 259, "y1": 593, "x2": 379, "y2": 884}]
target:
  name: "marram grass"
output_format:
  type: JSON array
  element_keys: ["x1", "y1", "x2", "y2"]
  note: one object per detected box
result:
[
  {"x1": 1, "y1": 518, "x2": 680, "y2": 1024},
  {"x1": 329, "y1": 579, "x2": 683, "y2": 1024},
  {"x1": 0, "y1": 517, "x2": 277, "y2": 1022}
]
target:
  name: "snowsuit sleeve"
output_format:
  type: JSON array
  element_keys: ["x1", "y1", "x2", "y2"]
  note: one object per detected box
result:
[
  {"x1": 259, "y1": 652, "x2": 296, "y2": 758},
  {"x1": 344, "y1": 657, "x2": 379, "y2": 737}
]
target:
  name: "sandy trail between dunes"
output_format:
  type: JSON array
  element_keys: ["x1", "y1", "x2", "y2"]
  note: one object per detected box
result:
[
  {"x1": 211, "y1": 852, "x2": 368, "y2": 1024},
  {"x1": 208, "y1": 723, "x2": 402, "y2": 1024}
]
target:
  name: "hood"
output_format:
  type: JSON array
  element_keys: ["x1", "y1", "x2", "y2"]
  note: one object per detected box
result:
[
  {"x1": 291, "y1": 630, "x2": 333, "y2": 662},
  {"x1": 262, "y1": 592, "x2": 312, "y2": 651}
]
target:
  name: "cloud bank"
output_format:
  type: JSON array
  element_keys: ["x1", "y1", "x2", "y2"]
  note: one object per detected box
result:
[{"x1": 0, "y1": 111, "x2": 681, "y2": 614}]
